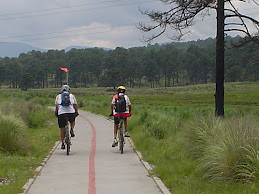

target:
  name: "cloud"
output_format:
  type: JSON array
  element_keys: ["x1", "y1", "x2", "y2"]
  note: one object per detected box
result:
[{"x1": 0, "y1": 0, "x2": 257, "y2": 50}]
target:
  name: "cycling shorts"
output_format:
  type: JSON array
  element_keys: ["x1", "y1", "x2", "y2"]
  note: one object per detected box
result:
[{"x1": 58, "y1": 113, "x2": 77, "y2": 128}]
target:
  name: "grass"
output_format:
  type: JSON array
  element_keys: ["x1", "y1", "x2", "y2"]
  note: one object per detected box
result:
[
  {"x1": 125, "y1": 107, "x2": 259, "y2": 193},
  {"x1": 75, "y1": 82, "x2": 259, "y2": 193},
  {"x1": 0, "y1": 82, "x2": 258, "y2": 193}
]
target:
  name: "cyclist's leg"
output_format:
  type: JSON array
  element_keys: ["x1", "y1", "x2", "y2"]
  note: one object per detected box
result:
[
  {"x1": 61, "y1": 127, "x2": 66, "y2": 142},
  {"x1": 124, "y1": 117, "x2": 130, "y2": 137},
  {"x1": 114, "y1": 117, "x2": 119, "y2": 139},
  {"x1": 114, "y1": 124, "x2": 118, "y2": 138},
  {"x1": 124, "y1": 117, "x2": 128, "y2": 131},
  {"x1": 71, "y1": 121, "x2": 75, "y2": 130},
  {"x1": 112, "y1": 117, "x2": 119, "y2": 147},
  {"x1": 58, "y1": 114, "x2": 66, "y2": 148},
  {"x1": 68, "y1": 113, "x2": 76, "y2": 137}
]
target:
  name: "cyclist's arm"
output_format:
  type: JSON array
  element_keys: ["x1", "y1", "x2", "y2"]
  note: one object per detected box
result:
[
  {"x1": 126, "y1": 96, "x2": 131, "y2": 114},
  {"x1": 111, "y1": 104, "x2": 114, "y2": 112},
  {"x1": 71, "y1": 94, "x2": 78, "y2": 113},
  {"x1": 73, "y1": 104, "x2": 78, "y2": 113},
  {"x1": 128, "y1": 104, "x2": 131, "y2": 114},
  {"x1": 55, "y1": 94, "x2": 60, "y2": 115},
  {"x1": 55, "y1": 105, "x2": 59, "y2": 115}
]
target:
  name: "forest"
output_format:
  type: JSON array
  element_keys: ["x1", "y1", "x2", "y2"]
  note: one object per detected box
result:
[{"x1": 0, "y1": 36, "x2": 258, "y2": 90}]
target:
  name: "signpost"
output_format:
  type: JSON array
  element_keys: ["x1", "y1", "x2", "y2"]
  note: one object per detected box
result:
[{"x1": 60, "y1": 67, "x2": 69, "y2": 85}]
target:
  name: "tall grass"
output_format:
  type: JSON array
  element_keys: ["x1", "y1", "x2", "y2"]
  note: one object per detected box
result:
[
  {"x1": 0, "y1": 113, "x2": 29, "y2": 155},
  {"x1": 186, "y1": 114, "x2": 259, "y2": 183},
  {"x1": 0, "y1": 100, "x2": 52, "y2": 128}
]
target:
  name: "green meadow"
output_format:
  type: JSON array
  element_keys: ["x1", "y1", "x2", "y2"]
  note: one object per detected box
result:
[{"x1": 0, "y1": 82, "x2": 258, "y2": 193}]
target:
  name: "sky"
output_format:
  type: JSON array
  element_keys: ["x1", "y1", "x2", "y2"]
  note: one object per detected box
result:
[{"x1": 0, "y1": 0, "x2": 258, "y2": 50}]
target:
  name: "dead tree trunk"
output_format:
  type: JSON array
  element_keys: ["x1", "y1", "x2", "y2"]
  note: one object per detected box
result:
[{"x1": 215, "y1": 0, "x2": 225, "y2": 116}]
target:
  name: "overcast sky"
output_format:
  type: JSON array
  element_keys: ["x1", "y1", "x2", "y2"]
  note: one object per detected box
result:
[{"x1": 0, "y1": 0, "x2": 258, "y2": 50}]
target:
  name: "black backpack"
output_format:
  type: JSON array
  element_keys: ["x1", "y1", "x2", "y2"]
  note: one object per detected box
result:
[
  {"x1": 60, "y1": 91, "x2": 71, "y2": 106},
  {"x1": 115, "y1": 94, "x2": 126, "y2": 113}
]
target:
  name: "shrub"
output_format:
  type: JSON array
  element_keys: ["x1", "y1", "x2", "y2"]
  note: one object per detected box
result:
[
  {"x1": 0, "y1": 113, "x2": 29, "y2": 155},
  {"x1": 27, "y1": 106, "x2": 53, "y2": 128},
  {"x1": 188, "y1": 113, "x2": 259, "y2": 182},
  {"x1": 0, "y1": 100, "x2": 52, "y2": 128},
  {"x1": 29, "y1": 96, "x2": 49, "y2": 106},
  {"x1": 147, "y1": 120, "x2": 167, "y2": 139}
]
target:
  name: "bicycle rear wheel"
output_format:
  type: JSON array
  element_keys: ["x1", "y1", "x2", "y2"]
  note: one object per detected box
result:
[
  {"x1": 65, "y1": 123, "x2": 71, "y2": 155},
  {"x1": 66, "y1": 142, "x2": 70, "y2": 155},
  {"x1": 119, "y1": 126, "x2": 124, "y2": 154}
]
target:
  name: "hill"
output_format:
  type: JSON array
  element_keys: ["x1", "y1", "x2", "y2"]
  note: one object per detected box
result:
[
  {"x1": 0, "y1": 42, "x2": 112, "y2": 57},
  {"x1": 0, "y1": 42, "x2": 47, "y2": 57}
]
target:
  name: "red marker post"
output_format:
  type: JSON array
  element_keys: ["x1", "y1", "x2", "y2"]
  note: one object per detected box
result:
[{"x1": 60, "y1": 67, "x2": 69, "y2": 85}]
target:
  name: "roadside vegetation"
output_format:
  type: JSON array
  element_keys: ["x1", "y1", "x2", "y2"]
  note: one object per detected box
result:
[
  {"x1": 78, "y1": 82, "x2": 259, "y2": 193},
  {"x1": 0, "y1": 82, "x2": 258, "y2": 193},
  {"x1": 0, "y1": 93, "x2": 59, "y2": 194}
]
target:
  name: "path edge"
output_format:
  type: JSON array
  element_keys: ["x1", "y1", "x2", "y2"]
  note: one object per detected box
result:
[
  {"x1": 20, "y1": 140, "x2": 60, "y2": 194},
  {"x1": 21, "y1": 111, "x2": 171, "y2": 194},
  {"x1": 101, "y1": 114, "x2": 171, "y2": 194}
]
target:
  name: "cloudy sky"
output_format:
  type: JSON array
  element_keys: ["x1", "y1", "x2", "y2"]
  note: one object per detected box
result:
[{"x1": 0, "y1": 0, "x2": 258, "y2": 50}]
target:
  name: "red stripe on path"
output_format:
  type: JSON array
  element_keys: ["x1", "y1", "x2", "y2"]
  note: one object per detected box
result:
[{"x1": 81, "y1": 115, "x2": 96, "y2": 194}]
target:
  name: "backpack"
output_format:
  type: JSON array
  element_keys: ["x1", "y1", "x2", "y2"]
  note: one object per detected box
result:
[
  {"x1": 60, "y1": 91, "x2": 71, "y2": 106},
  {"x1": 115, "y1": 94, "x2": 127, "y2": 113}
]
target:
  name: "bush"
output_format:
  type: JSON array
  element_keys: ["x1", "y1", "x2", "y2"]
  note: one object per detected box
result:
[
  {"x1": 0, "y1": 113, "x2": 29, "y2": 155},
  {"x1": 27, "y1": 106, "x2": 53, "y2": 128},
  {"x1": 187, "y1": 113, "x2": 259, "y2": 182},
  {"x1": 0, "y1": 99, "x2": 53, "y2": 128}
]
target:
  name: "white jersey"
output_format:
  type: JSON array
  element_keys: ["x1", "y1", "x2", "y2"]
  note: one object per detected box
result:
[
  {"x1": 55, "y1": 93, "x2": 77, "y2": 115},
  {"x1": 111, "y1": 93, "x2": 131, "y2": 115}
]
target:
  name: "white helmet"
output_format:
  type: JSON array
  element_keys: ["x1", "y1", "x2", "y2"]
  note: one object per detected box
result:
[{"x1": 61, "y1": 85, "x2": 70, "y2": 92}]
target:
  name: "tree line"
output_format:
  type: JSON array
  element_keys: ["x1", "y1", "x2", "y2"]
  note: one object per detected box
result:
[{"x1": 0, "y1": 36, "x2": 258, "y2": 90}]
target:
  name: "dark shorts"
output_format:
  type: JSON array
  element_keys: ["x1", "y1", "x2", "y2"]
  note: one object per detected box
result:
[
  {"x1": 58, "y1": 113, "x2": 77, "y2": 128},
  {"x1": 114, "y1": 117, "x2": 127, "y2": 125}
]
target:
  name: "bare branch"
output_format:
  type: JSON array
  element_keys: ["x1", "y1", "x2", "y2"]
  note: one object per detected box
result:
[
  {"x1": 225, "y1": 14, "x2": 259, "y2": 26},
  {"x1": 225, "y1": 23, "x2": 244, "y2": 26},
  {"x1": 138, "y1": 0, "x2": 214, "y2": 42},
  {"x1": 225, "y1": 28, "x2": 250, "y2": 36},
  {"x1": 138, "y1": 0, "x2": 257, "y2": 43},
  {"x1": 223, "y1": 1, "x2": 259, "y2": 41},
  {"x1": 252, "y1": 0, "x2": 259, "y2": 6}
]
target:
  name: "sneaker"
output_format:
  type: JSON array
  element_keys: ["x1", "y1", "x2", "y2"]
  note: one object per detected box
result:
[
  {"x1": 70, "y1": 130, "x2": 75, "y2": 137},
  {"x1": 61, "y1": 143, "x2": 65, "y2": 149},
  {"x1": 124, "y1": 131, "x2": 130, "y2": 137},
  {"x1": 112, "y1": 139, "x2": 118, "y2": 147}
]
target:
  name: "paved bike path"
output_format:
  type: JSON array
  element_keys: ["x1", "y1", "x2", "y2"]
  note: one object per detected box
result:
[{"x1": 25, "y1": 110, "x2": 164, "y2": 194}]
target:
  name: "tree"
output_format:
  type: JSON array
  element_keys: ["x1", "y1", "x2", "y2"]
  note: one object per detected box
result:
[
  {"x1": 20, "y1": 72, "x2": 34, "y2": 91},
  {"x1": 0, "y1": 59, "x2": 6, "y2": 87},
  {"x1": 138, "y1": 0, "x2": 259, "y2": 116},
  {"x1": 3, "y1": 57, "x2": 22, "y2": 88}
]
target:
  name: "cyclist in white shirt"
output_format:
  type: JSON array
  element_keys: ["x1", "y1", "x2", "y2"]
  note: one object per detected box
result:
[{"x1": 55, "y1": 85, "x2": 79, "y2": 149}]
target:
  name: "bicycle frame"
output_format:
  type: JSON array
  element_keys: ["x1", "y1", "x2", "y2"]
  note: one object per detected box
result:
[
  {"x1": 117, "y1": 116, "x2": 125, "y2": 154},
  {"x1": 64, "y1": 118, "x2": 71, "y2": 155}
]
